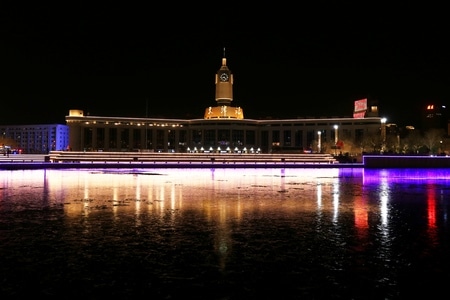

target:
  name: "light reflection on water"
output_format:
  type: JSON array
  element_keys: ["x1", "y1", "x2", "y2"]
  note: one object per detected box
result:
[
  {"x1": 2, "y1": 168, "x2": 344, "y2": 216},
  {"x1": 1, "y1": 167, "x2": 450, "y2": 299}
]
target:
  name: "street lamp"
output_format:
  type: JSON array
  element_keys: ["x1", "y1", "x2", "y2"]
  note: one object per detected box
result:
[
  {"x1": 381, "y1": 118, "x2": 387, "y2": 153},
  {"x1": 333, "y1": 125, "x2": 339, "y2": 144},
  {"x1": 333, "y1": 125, "x2": 338, "y2": 155},
  {"x1": 317, "y1": 131, "x2": 322, "y2": 153}
]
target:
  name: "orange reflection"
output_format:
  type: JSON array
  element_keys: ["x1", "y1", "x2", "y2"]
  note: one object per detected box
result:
[{"x1": 354, "y1": 192, "x2": 369, "y2": 251}]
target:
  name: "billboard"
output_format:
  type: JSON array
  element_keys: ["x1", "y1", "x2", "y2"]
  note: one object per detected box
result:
[
  {"x1": 354, "y1": 98, "x2": 367, "y2": 112},
  {"x1": 354, "y1": 98, "x2": 367, "y2": 118}
]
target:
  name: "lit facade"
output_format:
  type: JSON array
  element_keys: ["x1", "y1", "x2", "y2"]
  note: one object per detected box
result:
[
  {"x1": 204, "y1": 52, "x2": 244, "y2": 119},
  {"x1": 65, "y1": 54, "x2": 382, "y2": 154}
]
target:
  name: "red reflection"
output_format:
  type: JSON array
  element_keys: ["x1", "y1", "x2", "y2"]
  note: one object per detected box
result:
[
  {"x1": 426, "y1": 183, "x2": 439, "y2": 249},
  {"x1": 427, "y1": 184, "x2": 437, "y2": 230}
]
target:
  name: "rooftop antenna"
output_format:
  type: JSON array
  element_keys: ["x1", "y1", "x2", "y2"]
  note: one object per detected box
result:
[{"x1": 221, "y1": 47, "x2": 227, "y2": 66}]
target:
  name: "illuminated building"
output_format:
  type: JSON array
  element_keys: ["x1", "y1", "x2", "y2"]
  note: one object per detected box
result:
[
  {"x1": 423, "y1": 103, "x2": 448, "y2": 131},
  {"x1": 204, "y1": 49, "x2": 243, "y2": 119},
  {"x1": 0, "y1": 124, "x2": 69, "y2": 154},
  {"x1": 66, "y1": 54, "x2": 382, "y2": 154}
]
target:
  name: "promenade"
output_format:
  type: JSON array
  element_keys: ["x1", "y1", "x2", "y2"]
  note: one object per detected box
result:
[
  {"x1": 2, "y1": 152, "x2": 450, "y2": 169},
  {"x1": 0, "y1": 154, "x2": 47, "y2": 162},
  {"x1": 0, "y1": 152, "x2": 351, "y2": 170}
]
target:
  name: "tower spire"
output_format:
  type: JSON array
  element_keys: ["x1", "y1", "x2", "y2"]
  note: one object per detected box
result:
[{"x1": 222, "y1": 47, "x2": 227, "y2": 66}]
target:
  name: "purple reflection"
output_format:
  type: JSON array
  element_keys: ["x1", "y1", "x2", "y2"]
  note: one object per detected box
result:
[{"x1": 363, "y1": 168, "x2": 450, "y2": 184}]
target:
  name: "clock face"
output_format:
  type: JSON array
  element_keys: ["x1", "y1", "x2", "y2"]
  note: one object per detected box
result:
[{"x1": 219, "y1": 73, "x2": 229, "y2": 82}]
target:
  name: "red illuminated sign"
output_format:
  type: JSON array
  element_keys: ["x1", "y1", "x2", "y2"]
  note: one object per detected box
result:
[
  {"x1": 353, "y1": 111, "x2": 366, "y2": 118},
  {"x1": 354, "y1": 98, "x2": 367, "y2": 113}
]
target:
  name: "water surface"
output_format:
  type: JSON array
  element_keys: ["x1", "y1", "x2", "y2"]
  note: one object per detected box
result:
[{"x1": 1, "y1": 168, "x2": 449, "y2": 299}]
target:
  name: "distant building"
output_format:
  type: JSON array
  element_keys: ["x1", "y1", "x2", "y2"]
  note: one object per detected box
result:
[
  {"x1": 0, "y1": 124, "x2": 69, "y2": 154},
  {"x1": 422, "y1": 103, "x2": 448, "y2": 132},
  {"x1": 65, "y1": 53, "x2": 383, "y2": 154}
]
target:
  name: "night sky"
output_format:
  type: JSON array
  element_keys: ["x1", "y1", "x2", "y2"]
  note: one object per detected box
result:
[{"x1": 1, "y1": 4, "x2": 449, "y2": 127}]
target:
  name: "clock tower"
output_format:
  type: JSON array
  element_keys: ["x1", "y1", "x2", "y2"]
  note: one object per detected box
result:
[{"x1": 204, "y1": 49, "x2": 244, "y2": 119}]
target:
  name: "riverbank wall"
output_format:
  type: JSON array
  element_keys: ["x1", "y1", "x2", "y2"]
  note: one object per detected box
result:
[{"x1": 1, "y1": 153, "x2": 449, "y2": 170}]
